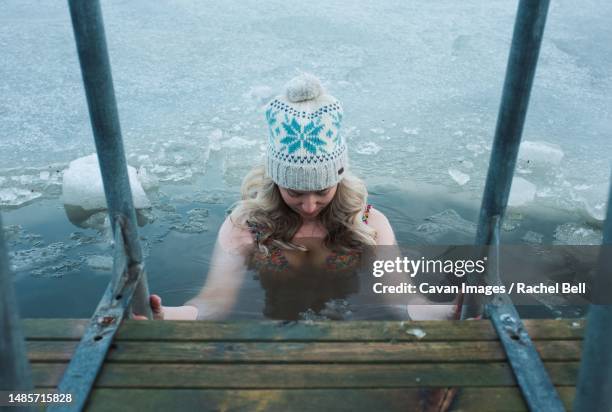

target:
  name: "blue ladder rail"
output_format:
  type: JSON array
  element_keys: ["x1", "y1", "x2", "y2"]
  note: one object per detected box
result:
[{"x1": 0, "y1": 0, "x2": 611, "y2": 411}]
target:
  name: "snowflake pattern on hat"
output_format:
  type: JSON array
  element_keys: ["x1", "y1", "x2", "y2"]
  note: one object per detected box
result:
[{"x1": 264, "y1": 74, "x2": 347, "y2": 190}]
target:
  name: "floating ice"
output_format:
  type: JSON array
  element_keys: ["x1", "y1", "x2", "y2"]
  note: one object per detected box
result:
[
  {"x1": 61, "y1": 154, "x2": 150, "y2": 211},
  {"x1": 465, "y1": 143, "x2": 485, "y2": 155},
  {"x1": 554, "y1": 223, "x2": 602, "y2": 245},
  {"x1": 369, "y1": 128, "x2": 385, "y2": 135},
  {"x1": 572, "y1": 182, "x2": 608, "y2": 222},
  {"x1": 86, "y1": 255, "x2": 113, "y2": 271},
  {"x1": 136, "y1": 167, "x2": 159, "y2": 191},
  {"x1": 416, "y1": 209, "x2": 477, "y2": 242},
  {"x1": 460, "y1": 160, "x2": 474, "y2": 169},
  {"x1": 222, "y1": 137, "x2": 257, "y2": 149},
  {"x1": 0, "y1": 188, "x2": 42, "y2": 208},
  {"x1": 518, "y1": 141, "x2": 564, "y2": 166},
  {"x1": 522, "y1": 230, "x2": 544, "y2": 244},
  {"x1": 583, "y1": 201, "x2": 606, "y2": 222},
  {"x1": 508, "y1": 177, "x2": 536, "y2": 207},
  {"x1": 208, "y1": 129, "x2": 224, "y2": 151},
  {"x1": 356, "y1": 142, "x2": 381, "y2": 155},
  {"x1": 448, "y1": 168, "x2": 470, "y2": 186},
  {"x1": 171, "y1": 208, "x2": 210, "y2": 234},
  {"x1": 402, "y1": 127, "x2": 419, "y2": 135},
  {"x1": 9, "y1": 242, "x2": 68, "y2": 273},
  {"x1": 243, "y1": 85, "x2": 274, "y2": 105}
]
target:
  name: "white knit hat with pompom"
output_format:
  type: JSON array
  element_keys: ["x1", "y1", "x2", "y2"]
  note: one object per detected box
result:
[{"x1": 264, "y1": 73, "x2": 347, "y2": 191}]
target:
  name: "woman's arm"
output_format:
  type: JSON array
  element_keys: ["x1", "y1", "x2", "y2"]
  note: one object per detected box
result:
[
  {"x1": 137, "y1": 216, "x2": 253, "y2": 320},
  {"x1": 183, "y1": 215, "x2": 253, "y2": 319},
  {"x1": 366, "y1": 207, "x2": 396, "y2": 246},
  {"x1": 366, "y1": 207, "x2": 455, "y2": 320}
]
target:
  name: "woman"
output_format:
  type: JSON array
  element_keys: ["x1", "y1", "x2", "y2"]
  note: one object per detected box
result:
[{"x1": 139, "y1": 73, "x2": 451, "y2": 321}]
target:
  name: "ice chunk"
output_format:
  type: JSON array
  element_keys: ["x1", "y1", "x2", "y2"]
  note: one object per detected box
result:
[
  {"x1": 9, "y1": 242, "x2": 68, "y2": 273},
  {"x1": 554, "y1": 223, "x2": 602, "y2": 245},
  {"x1": 136, "y1": 167, "x2": 159, "y2": 191},
  {"x1": 416, "y1": 209, "x2": 476, "y2": 242},
  {"x1": 522, "y1": 230, "x2": 544, "y2": 244},
  {"x1": 583, "y1": 201, "x2": 605, "y2": 222},
  {"x1": 508, "y1": 177, "x2": 536, "y2": 207},
  {"x1": 518, "y1": 141, "x2": 564, "y2": 166},
  {"x1": 86, "y1": 255, "x2": 113, "y2": 271},
  {"x1": 61, "y1": 154, "x2": 150, "y2": 211},
  {"x1": 466, "y1": 143, "x2": 485, "y2": 155},
  {"x1": 356, "y1": 142, "x2": 381, "y2": 155},
  {"x1": 171, "y1": 208, "x2": 209, "y2": 234},
  {"x1": 448, "y1": 168, "x2": 470, "y2": 186},
  {"x1": 574, "y1": 182, "x2": 608, "y2": 222},
  {"x1": 222, "y1": 137, "x2": 257, "y2": 149},
  {"x1": 0, "y1": 188, "x2": 42, "y2": 207},
  {"x1": 402, "y1": 127, "x2": 419, "y2": 135},
  {"x1": 369, "y1": 127, "x2": 385, "y2": 135},
  {"x1": 243, "y1": 85, "x2": 274, "y2": 104},
  {"x1": 208, "y1": 129, "x2": 223, "y2": 151},
  {"x1": 461, "y1": 160, "x2": 474, "y2": 169}
]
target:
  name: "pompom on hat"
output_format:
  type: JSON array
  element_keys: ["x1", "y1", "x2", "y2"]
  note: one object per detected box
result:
[{"x1": 265, "y1": 73, "x2": 347, "y2": 191}]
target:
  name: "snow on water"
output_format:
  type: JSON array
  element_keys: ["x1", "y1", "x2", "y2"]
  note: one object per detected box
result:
[
  {"x1": 61, "y1": 154, "x2": 150, "y2": 210},
  {"x1": 1, "y1": 0, "x2": 610, "y2": 236}
]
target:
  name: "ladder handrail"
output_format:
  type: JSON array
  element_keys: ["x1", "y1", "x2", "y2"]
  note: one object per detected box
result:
[
  {"x1": 461, "y1": 0, "x2": 551, "y2": 320},
  {"x1": 574, "y1": 175, "x2": 612, "y2": 412}
]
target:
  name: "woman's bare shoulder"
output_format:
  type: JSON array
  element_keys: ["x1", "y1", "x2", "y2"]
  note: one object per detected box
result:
[
  {"x1": 218, "y1": 215, "x2": 254, "y2": 251},
  {"x1": 366, "y1": 206, "x2": 396, "y2": 245}
]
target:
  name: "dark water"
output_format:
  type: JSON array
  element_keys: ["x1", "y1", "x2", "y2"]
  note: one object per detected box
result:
[{"x1": 4, "y1": 176, "x2": 591, "y2": 320}]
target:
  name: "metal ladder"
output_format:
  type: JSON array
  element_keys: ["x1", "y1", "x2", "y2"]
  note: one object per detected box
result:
[{"x1": 1, "y1": 1, "x2": 610, "y2": 410}]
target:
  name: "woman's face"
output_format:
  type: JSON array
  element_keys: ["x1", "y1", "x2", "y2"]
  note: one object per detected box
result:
[{"x1": 278, "y1": 184, "x2": 338, "y2": 220}]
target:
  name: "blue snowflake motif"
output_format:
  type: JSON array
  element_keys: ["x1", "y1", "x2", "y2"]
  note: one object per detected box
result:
[
  {"x1": 280, "y1": 118, "x2": 326, "y2": 154},
  {"x1": 330, "y1": 111, "x2": 343, "y2": 143}
]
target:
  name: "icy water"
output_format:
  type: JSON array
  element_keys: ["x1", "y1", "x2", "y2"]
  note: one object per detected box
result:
[{"x1": 1, "y1": 0, "x2": 610, "y2": 319}]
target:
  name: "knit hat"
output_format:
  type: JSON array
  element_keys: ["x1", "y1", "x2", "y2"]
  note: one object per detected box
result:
[{"x1": 265, "y1": 73, "x2": 347, "y2": 191}]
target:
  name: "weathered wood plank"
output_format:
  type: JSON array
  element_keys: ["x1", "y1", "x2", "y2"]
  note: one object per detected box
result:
[
  {"x1": 83, "y1": 387, "x2": 577, "y2": 412},
  {"x1": 26, "y1": 340, "x2": 581, "y2": 363},
  {"x1": 22, "y1": 319, "x2": 585, "y2": 341},
  {"x1": 32, "y1": 362, "x2": 579, "y2": 388}
]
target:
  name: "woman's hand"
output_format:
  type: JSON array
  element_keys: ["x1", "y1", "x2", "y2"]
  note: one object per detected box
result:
[{"x1": 132, "y1": 294, "x2": 165, "y2": 320}]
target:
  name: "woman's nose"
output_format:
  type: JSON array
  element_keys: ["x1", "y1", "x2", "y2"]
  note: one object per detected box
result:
[{"x1": 301, "y1": 197, "x2": 318, "y2": 213}]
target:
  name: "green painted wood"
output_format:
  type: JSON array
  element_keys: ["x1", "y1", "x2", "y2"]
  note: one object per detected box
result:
[
  {"x1": 32, "y1": 362, "x2": 579, "y2": 389},
  {"x1": 83, "y1": 387, "x2": 576, "y2": 412},
  {"x1": 26, "y1": 340, "x2": 581, "y2": 363},
  {"x1": 22, "y1": 319, "x2": 585, "y2": 342}
]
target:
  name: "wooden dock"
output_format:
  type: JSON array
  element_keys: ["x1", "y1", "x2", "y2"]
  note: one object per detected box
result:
[{"x1": 23, "y1": 318, "x2": 583, "y2": 411}]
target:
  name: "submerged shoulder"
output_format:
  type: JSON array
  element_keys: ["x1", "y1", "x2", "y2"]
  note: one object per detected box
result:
[{"x1": 365, "y1": 206, "x2": 396, "y2": 246}]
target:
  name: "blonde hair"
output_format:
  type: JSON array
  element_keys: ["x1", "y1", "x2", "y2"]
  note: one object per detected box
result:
[{"x1": 230, "y1": 165, "x2": 377, "y2": 254}]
